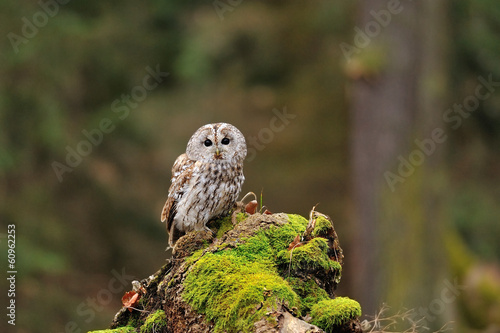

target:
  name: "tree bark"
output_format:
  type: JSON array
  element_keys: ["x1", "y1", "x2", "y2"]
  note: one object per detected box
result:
[
  {"x1": 349, "y1": 0, "x2": 419, "y2": 315},
  {"x1": 349, "y1": 0, "x2": 450, "y2": 327}
]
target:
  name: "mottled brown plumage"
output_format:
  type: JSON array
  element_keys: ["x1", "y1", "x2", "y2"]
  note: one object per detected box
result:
[{"x1": 161, "y1": 123, "x2": 247, "y2": 247}]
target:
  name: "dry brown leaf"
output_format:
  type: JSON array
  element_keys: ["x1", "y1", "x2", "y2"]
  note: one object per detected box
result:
[
  {"x1": 122, "y1": 291, "x2": 140, "y2": 312},
  {"x1": 287, "y1": 234, "x2": 303, "y2": 251}
]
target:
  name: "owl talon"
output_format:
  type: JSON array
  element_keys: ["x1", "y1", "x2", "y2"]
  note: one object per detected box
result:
[
  {"x1": 204, "y1": 226, "x2": 215, "y2": 235},
  {"x1": 231, "y1": 210, "x2": 240, "y2": 225}
]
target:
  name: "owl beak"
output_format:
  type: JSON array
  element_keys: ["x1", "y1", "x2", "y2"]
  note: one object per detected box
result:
[{"x1": 214, "y1": 148, "x2": 222, "y2": 159}]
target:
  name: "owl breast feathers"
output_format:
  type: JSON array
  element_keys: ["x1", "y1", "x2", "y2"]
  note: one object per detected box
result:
[{"x1": 161, "y1": 123, "x2": 247, "y2": 247}]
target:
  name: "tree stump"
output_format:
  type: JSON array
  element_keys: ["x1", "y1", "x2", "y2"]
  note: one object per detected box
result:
[{"x1": 91, "y1": 211, "x2": 362, "y2": 333}]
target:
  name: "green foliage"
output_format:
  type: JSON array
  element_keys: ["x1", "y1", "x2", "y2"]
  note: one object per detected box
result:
[
  {"x1": 3, "y1": 0, "x2": 500, "y2": 332},
  {"x1": 0, "y1": 0, "x2": 359, "y2": 329},
  {"x1": 310, "y1": 297, "x2": 362, "y2": 332},
  {"x1": 451, "y1": 0, "x2": 500, "y2": 141},
  {"x1": 451, "y1": 184, "x2": 500, "y2": 260}
]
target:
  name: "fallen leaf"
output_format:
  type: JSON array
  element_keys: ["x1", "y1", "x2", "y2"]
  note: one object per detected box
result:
[
  {"x1": 122, "y1": 291, "x2": 140, "y2": 312},
  {"x1": 287, "y1": 234, "x2": 303, "y2": 251}
]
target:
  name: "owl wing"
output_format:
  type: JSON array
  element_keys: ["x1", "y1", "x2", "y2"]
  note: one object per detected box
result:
[{"x1": 161, "y1": 153, "x2": 195, "y2": 245}]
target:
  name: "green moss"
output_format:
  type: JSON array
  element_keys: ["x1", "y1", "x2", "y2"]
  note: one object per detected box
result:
[
  {"x1": 182, "y1": 213, "x2": 354, "y2": 332},
  {"x1": 266, "y1": 315, "x2": 278, "y2": 326},
  {"x1": 312, "y1": 216, "x2": 333, "y2": 238},
  {"x1": 212, "y1": 213, "x2": 248, "y2": 239},
  {"x1": 287, "y1": 278, "x2": 329, "y2": 313},
  {"x1": 140, "y1": 310, "x2": 168, "y2": 333},
  {"x1": 126, "y1": 311, "x2": 143, "y2": 329},
  {"x1": 215, "y1": 215, "x2": 234, "y2": 238},
  {"x1": 182, "y1": 214, "x2": 310, "y2": 331},
  {"x1": 92, "y1": 213, "x2": 360, "y2": 333},
  {"x1": 183, "y1": 252, "x2": 298, "y2": 332},
  {"x1": 88, "y1": 327, "x2": 136, "y2": 333},
  {"x1": 235, "y1": 212, "x2": 248, "y2": 223},
  {"x1": 264, "y1": 214, "x2": 307, "y2": 252},
  {"x1": 186, "y1": 248, "x2": 205, "y2": 265},
  {"x1": 277, "y1": 238, "x2": 342, "y2": 274},
  {"x1": 310, "y1": 297, "x2": 362, "y2": 332},
  {"x1": 230, "y1": 232, "x2": 274, "y2": 264}
]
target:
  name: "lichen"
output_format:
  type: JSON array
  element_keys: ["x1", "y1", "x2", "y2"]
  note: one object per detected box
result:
[
  {"x1": 140, "y1": 310, "x2": 168, "y2": 333},
  {"x1": 310, "y1": 297, "x2": 362, "y2": 332}
]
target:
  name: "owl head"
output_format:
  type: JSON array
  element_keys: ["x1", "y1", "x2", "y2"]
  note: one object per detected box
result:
[{"x1": 186, "y1": 123, "x2": 247, "y2": 163}]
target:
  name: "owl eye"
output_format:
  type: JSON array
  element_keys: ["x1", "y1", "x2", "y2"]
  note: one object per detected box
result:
[
  {"x1": 204, "y1": 139, "x2": 213, "y2": 147},
  {"x1": 221, "y1": 138, "x2": 230, "y2": 145}
]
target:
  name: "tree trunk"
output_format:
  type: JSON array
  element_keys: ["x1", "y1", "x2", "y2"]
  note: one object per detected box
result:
[
  {"x1": 349, "y1": 0, "x2": 419, "y2": 315},
  {"x1": 349, "y1": 1, "x2": 450, "y2": 326}
]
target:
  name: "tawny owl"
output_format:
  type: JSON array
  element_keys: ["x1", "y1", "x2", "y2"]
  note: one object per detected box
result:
[{"x1": 161, "y1": 123, "x2": 247, "y2": 247}]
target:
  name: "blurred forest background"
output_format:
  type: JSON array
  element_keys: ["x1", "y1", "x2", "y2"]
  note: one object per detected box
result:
[{"x1": 1, "y1": 0, "x2": 500, "y2": 332}]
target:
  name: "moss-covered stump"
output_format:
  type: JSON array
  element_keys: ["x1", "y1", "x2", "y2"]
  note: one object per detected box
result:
[{"x1": 91, "y1": 212, "x2": 362, "y2": 333}]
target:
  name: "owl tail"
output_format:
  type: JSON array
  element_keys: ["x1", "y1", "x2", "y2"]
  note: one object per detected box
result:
[
  {"x1": 161, "y1": 202, "x2": 168, "y2": 223},
  {"x1": 168, "y1": 223, "x2": 185, "y2": 248}
]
